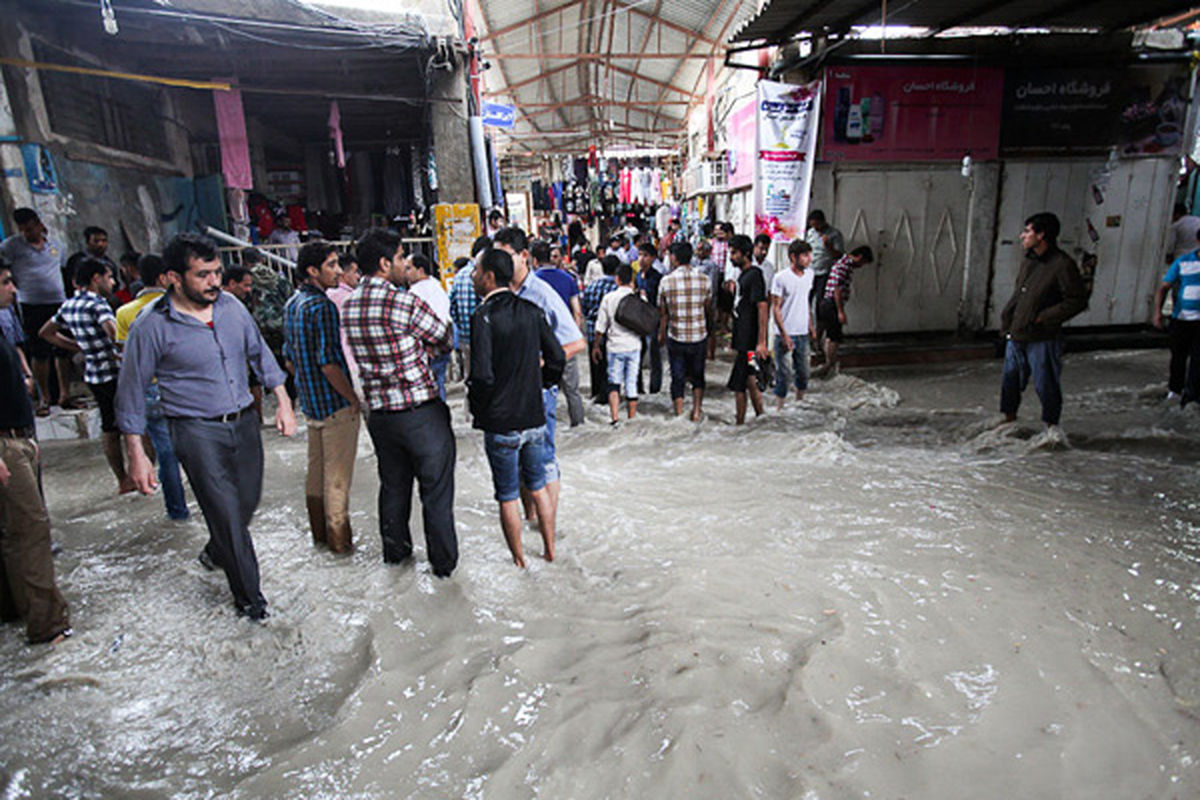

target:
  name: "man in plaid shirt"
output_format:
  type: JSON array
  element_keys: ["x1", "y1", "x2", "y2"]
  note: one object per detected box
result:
[
  {"x1": 39, "y1": 257, "x2": 132, "y2": 493},
  {"x1": 283, "y1": 241, "x2": 361, "y2": 555},
  {"x1": 657, "y1": 241, "x2": 712, "y2": 421},
  {"x1": 582, "y1": 255, "x2": 619, "y2": 405},
  {"x1": 815, "y1": 246, "x2": 874, "y2": 377},
  {"x1": 341, "y1": 229, "x2": 458, "y2": 577}
]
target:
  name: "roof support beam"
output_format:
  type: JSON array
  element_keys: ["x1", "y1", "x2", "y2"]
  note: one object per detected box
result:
[
  {"x1": 652, "y1": 0, "x2": 742, "y2": 130},
  {"x1": 496, "y1": 61, "x2": 577, "y2": 95},
  {"x1": 480, "y1": 0, "x2": 584, "y2": 42},
  {"x1": 607, "y1": 63, "x2": 699, "y2": 98},
  {"x1": 610, "y1": 0, "x2": 719, "y2": 48}
]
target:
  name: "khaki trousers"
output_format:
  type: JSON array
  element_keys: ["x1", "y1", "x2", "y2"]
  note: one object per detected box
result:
[
  {"x1": 305, "y1": 405, "x2": 360, "y2": 553},
  {"x1": 0, "y1": 437, "x2": 69, "y2": 643}
]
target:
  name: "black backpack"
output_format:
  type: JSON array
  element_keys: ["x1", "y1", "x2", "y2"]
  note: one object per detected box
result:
[{"x1": 615, "y1": 293, "x2": 659, "y2": 337}]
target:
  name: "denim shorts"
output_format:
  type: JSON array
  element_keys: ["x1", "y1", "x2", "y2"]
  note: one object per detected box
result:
[
  {"x1": 606, "y1": 349, "x2": 640, "y2": 399},
  {"x1": 485, "y1": 426, "x2": 547, "y2": 502}
]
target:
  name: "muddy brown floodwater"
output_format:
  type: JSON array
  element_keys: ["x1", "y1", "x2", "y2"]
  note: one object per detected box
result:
[{"x1": 0, "y1": 348, "x2": 1197, "y2": 799}]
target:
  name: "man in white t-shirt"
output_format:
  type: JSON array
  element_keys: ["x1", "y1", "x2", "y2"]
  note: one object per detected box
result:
[
  {"x1": 770, "y1": 239, "x2": 816, "y2": 409},
  {"x1": 592, "y1": 262, "x2": 642, "y2": 425},
  {"x1": 406, "y1": 253, "x2": 453, "y2": 400}
]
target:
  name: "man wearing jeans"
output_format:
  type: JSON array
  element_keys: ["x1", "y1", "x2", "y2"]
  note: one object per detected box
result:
[
  {"x1": 594, "y1": 263, "x2": 642, "y2": 424},
  {"x1": 657, "y1": 241, "x2": 711, "y2": 421},
  {"x1": 493, "y1": 227, "x2": 584, "y2": 521},
  {"x1": 117, "y1": 233, "x2": 297, "y2": 621},
  {"x1": 469, "y1": 248, "x2": 565, "y2": 567},
  {"x1": 284, "y1": 241, "x2": 361, "y2": 554},
  {"x1": 1154, "y1": 226, "x2": 1200, "y2": 408},
  {"x1": 115, "y1": 254, "x2": 188, "y2": 520},
  {"x1": 771, "y1": 239, "x2": 815, "y2": 409},
  {"x1": 341, "y1": 229, "x2": 457, "y2": 577},
  {"x1": 998, "y1": 213, "x2": 1088, "y2": 429},
  {"x1": 533, "y1": 240, "x2": 586, "y2": 427},
  {"x1": 406, "y1": 254, "x2": 452, "y2": 402}
]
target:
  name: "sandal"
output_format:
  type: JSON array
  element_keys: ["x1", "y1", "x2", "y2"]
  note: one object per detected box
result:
[
  {"x1": 58, "y1": 398, "x2": 85, "y2": 410},
  {"x1": 35, "y1": 404, "x2": 50, "y2": 417}
]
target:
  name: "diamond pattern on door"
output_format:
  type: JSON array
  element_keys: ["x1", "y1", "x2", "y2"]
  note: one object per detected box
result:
[
  {"x1": 929, "y1": 208, "x2": 959, "y2": 295},
  {"x1": 891, "y1": 210, "x2": 916, "y2": 282}
]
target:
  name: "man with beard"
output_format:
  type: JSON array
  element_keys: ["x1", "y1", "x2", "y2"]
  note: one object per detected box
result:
[{"x1": 116, "y1": 233, "x2": 297, "y2": 621}]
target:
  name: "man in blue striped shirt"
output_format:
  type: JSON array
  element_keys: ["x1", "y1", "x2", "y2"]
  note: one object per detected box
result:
[
  {"x1": 283, "y1": 241, "x2": 361, "y2": 554},
  {"x1": 1155, "y1": 227, "x2": 1200, "y2": 408}
]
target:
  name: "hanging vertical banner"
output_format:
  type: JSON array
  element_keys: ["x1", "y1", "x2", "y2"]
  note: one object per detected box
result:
[
  {"x1": 212, "y1": 84, "x2": 253, "y2": 190},
  {"x1": 755, "y1": 79, "x2": 821, "y2": 242},
  {"x1": 726, "y1": 99, "x2": 756, "y2": 190}
]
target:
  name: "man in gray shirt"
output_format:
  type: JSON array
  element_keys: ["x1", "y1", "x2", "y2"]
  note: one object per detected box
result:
[
  {"x1": 0, "y1": 208, "x2": 71, "y2": 415},
  {"x1": 117, "y1": 233, "x2": 297, "y2": 621},
  {"x1": 805, "y1": 209, "x2": 844, "y2": 305}
]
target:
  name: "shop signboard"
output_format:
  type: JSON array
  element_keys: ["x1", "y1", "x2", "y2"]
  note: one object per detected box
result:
[
  {"x1": 755, "y1": 79, "x2": 821, "y2": 241},
  {"x1": 822, "y1": 66, "x2": 1003, "y2": 162},
  {"x1": 482, "y1": 102, "x2": 516, "y2": 129},
  {"x1": 1001, "y1": 66, "x2": 1190, "y2": 155},
  {"x1": 505, "y1": 190, "x2": 532, "y2": 234},
  {"x1": 726, "y1": 98, "x2": 756, "y2": 189},
  {"x1": 433, "y1": 203, "x2": 481, "y2": 291}
]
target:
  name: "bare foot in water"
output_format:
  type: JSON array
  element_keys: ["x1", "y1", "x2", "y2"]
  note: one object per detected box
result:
[
  {"x1": 512, "y1": 553, "x2": 527, "y2": 568},
  {"x1": 542, "y1": 548, "x2": 554, "y2": 563},
  {"x1": 118, "y1": 478, "x2": 137, "y2": 495}
]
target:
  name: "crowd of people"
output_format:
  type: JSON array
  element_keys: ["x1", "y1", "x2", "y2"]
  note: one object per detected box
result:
[{"x1": 0, "y1": 199, "x2": 1193, "y2": 642}]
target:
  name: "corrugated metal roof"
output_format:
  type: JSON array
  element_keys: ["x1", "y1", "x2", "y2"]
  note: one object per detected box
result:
[
  {"x1": 478, "y1": 0, "x2": 762, "y2": 154},
  {"x1": 730, "y1": 0, "x2": 1198, "y2": 43}
]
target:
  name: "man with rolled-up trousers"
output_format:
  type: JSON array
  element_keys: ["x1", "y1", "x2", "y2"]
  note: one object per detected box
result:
[{"x1": 117, "y1": 233, "x2": 296, "y2": 621}]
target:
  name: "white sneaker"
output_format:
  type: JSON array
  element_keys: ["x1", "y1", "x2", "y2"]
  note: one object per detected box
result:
[{"x1": 1166, "y1": 391, "x2": 1181, "y2": 403}]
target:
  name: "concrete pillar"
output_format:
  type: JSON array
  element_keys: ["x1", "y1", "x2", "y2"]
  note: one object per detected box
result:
[
  {"x1": 429, "y1": 62, "x2": 473, "y2": 205},
  {"x1": 0, "y1": 64, "x2": 34, "y2": 220},
  {"x1": 958, "y1": 162, "x2": 1000, "y2": 332}
]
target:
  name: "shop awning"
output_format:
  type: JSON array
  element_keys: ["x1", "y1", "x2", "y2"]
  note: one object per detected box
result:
[{"x1": 730, "y1": 0, "x2": 1199, "y2": 44}]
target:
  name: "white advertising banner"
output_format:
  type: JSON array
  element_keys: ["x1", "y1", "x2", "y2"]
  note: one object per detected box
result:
[{"x1": 754, "y1": 79, "x2": 822, "y2": 242}]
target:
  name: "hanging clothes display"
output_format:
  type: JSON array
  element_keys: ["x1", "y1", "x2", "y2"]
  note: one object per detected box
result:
[{"x1": 382, "y1": 146, "x2": 414, "y2": 218}]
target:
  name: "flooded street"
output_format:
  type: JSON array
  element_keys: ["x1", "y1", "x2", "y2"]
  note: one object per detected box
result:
[{"x1": 1, "y1": 348, "x2": 1198, "y2": 799}]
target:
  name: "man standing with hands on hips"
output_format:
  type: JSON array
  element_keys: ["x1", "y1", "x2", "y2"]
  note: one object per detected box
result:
[{"x1": 116, "y1": 233, "x2": 296, "y2": 621}]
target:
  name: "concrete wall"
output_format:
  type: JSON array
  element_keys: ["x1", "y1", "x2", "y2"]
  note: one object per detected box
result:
[
  {"x1": 430, "y1": 62, "x2": 473, "y2": 205},
  {"x1": 0, "y1": 17, "x2": 194, "y2": 253}
]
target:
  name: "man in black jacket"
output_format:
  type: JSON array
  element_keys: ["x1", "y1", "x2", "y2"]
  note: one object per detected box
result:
[
  {"x1": 468, "y1": 248, "x2": 566, "y2": 568},
  {"x1": 999, "y1": 212, "x2": 1088, "y2": 428}
]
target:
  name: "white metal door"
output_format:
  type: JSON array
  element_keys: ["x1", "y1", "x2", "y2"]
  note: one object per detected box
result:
[
  {"x1": 832, "y1": 167, "x2": 973, "y2": 333},
  {"x1": 988, "y1": 158, "x2": 1176, "y2": 329}
]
